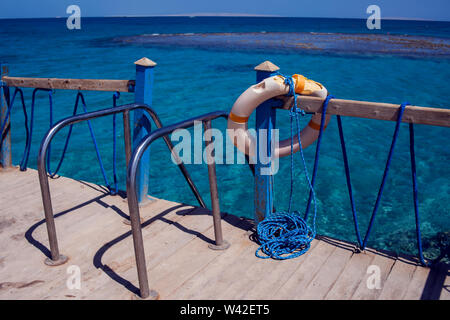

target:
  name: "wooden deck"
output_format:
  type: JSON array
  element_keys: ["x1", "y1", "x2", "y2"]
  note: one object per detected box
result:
[{"x1": 0, "y1": 167, "x2": 448, "y2": 300}]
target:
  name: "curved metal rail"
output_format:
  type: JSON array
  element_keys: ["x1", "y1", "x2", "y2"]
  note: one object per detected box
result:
[
  {"x1": 126, "y1": 110, "x2": 229, "y2": 299},
  {"x1": 37, "y1": 103, "x2": 206, "y2": 266}
]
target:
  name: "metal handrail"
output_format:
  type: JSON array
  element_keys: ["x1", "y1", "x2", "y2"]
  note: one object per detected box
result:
[
  {"x1": 37, "y1": 102, "x2": 206, "y2": 266},
  {"x1": 126, "y1": 110, "x2": 229, "y2": 299}
]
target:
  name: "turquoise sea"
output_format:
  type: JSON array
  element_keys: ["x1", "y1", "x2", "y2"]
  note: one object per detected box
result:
[{"x1": 0, "y1": 17, "x2": 449, "y2": 259}]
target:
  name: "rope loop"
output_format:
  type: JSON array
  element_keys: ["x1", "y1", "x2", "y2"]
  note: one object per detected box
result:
[
  {"x1": 337, "y1": 101, "x2": 428, "y2": 266},
  {"x1": 283, "y1": 75, "x2": 305, "y2": 117},
  {"x1": 255, "y1": 75, "x2": 329, "y2": 260}
]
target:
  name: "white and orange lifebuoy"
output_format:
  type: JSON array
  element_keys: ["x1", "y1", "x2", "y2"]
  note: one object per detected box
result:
[{"x1": 227, "y1": 74, "x2": 331, "y2": 158}]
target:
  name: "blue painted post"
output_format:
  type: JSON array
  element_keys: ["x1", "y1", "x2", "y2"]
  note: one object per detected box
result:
[
  {"x1": 0, "y1": 64, "x2": 12, "y2": 170},
  {"x1": 133, "y1": 57, "x2": 157, "y2": 204},
  {"x1": 254, "y1": 61, "x2": 280, "y2": 223}
]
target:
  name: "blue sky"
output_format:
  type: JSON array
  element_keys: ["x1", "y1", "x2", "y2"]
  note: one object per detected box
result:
[{"x1": 0, "y1": 0, "x2": 449, "y2": 21}]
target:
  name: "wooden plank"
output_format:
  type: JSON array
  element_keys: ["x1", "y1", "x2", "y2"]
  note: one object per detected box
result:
[
  {"x1": 0, "y1": 168, "x2": 447, "y2": 300},
  {"x1": 149, "y1": 215, "x2": 250, "y2": 299},
  {"x1": 166, "y1": 222, "x2": 255, "y2": 299},
  {"x1": 41, "y1": 200, "x2": 190, "y2": 300},
  {"x1": 87, "y1": 207, "x2": 216, "y2": 299},
  {"x1": 418, "y1": 262, "x2": 450, "y2": 300},
  {"x1": 218, "y1": 237, "x2": 329, "y2": 300},
  {"x1": 403, "y1": 265, "x2": 431, "y2": 300},
  {"x1": 242, "y1": 239, "x2": 320, "y2": 300},
  {"x1": 351, "y1": 249, "x2": 396, "y2": 300},
  {"x1": 292, "y1": 95, "x2": 450, "y2": 128},
  {"x1": 299, "y1": 244, "x2": 354, "y2": 299},
  {"x1": 439, "y1": 265, "x2": 450, "y2": 300},
  {"x1": 211, "y1": 240, "x2": 268, "y2": 300},
  {"x1": 275, "y1": 240, "x2": 336, "y2": 299},
  {"x1": 2, "y1": 76, "x2": 135, "y2": 93},
  {"x1": 325, "y1": 251, "x2": 375, "y2": 300},
  {"x1": 0, "y1": 194, "x2": 193, "y2": 299},
  {"x1": 378, "y1": 257, "x2": 417, "y2": 300}
]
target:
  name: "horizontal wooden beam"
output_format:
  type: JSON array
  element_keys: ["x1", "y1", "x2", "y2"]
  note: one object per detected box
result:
[
  {"x1": 2, "y1": 75, "x2": 449, "y2": 128},
  {"x1": 1, "y1": 76, "x2": 135, "y2": 93},
  {"x1": 292, "y1": 96, "x2": 450, "y2": 128}
]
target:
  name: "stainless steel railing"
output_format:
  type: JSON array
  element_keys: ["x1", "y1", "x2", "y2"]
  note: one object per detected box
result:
[{"x1": 37, "y1": 103, "x2": 206, "y2": 266}]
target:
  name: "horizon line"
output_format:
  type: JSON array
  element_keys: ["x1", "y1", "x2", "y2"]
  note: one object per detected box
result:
[{"x1": 0, "y1": 13, "x2": 448, "y2": 22}]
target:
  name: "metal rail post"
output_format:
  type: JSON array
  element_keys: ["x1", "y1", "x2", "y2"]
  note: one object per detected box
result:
[
  {"x1": 126, "y1": 111, "x2": 228, "y2": 299},
  {"x1": 37, "y1": 104, "x2": 161, "y2": 268},
  {"x1": 123, "y1": 110, "x2": 132, "y2": 168},
  {"x1": 203, "y1": 120, "x2": 230, "y2": 250},
  {"x1": 254, "y1": 61, "x2": 280, "y2": 223}
]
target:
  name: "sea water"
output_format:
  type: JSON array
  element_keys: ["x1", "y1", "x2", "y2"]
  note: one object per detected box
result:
[{"x1": 0, "y1": 17, "x2": 449, "y2": 259}]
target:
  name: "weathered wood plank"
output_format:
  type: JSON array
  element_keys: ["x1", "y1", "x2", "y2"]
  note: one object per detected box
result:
[
  {"x1": 0, "y1": 168, "x2": 448, "y2": 300},
  {"x1": 351, "y1": 249, "x2": 397, "y2": 300},
  {"x1": 439, "y1": 265, "x2": 450, "y2": 300},
  {"x1": 42, "y1": 200, "x2": 191, "y2": 300},
  {"x1": 2, "y1": 76, "x2": 135, "y2": 93},
  {"x1": 242, "y1": 239, "x2": 320, "y2": 300},
  {"x1": 150, "y1": 215, "x2": 250, "y2": 299},
  {"x1": 325, "y1": 251, "x2": 375, "y2": 300},
  {"x1": 275, "y1": 240, "x2": 336, "y2": 299},
  {"x1": 292, "y1": 96, "x2": 450, "y2": 128},
  {"x1": 166, "y1": 223, "x2": 255, "y2": 299},
  {"x1": 403, "y1": 265, "x2": 431, "y2": 300},
  {"x1": 299, "y1": 244, "x2": 354, "y2": 299},
  {"x1": 420, "y1": 263, "x2": 450, "y2": 300},
  {"x1": 377, "y1": 257, "x2": 417, "y2": 300}
]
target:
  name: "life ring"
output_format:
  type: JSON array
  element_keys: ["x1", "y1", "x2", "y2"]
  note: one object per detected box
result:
[{"x1": 227, "y1": 74, "x2": 331, "y2": 158}]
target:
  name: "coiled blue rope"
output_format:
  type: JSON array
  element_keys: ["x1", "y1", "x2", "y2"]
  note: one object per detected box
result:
[{"x1": 255, "y1": 76, "x2": 331, "y2": 260}]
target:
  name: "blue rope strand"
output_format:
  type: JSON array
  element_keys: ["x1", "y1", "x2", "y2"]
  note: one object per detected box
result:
[
  {"x1": 2, "y1": 86, "x2": 119, "y2": 195},
  {"x1": 46, "y1": 90, "x2": 76, "y2": 177},
  {"x1": 409, "y1": 122, "x2": 427, "y2": 266},
  {"x1": 336, "y1": 115, "x2": 363, "y2": 247},
  {"x1": 20, "y1": 88, "x2": 52, "y2": 170},
  {"x1": 337, "y1": 102, "x2": 427, "y2": 265},
  {"x1": 304, "y1": 95, "x2": 333, "y2": 220},
  {"x1": 45, "y1": 91, "x2": 113, "y2": 194},
  {"x1": 255, "y1": 75, "x2": 328, "y2": 260},
  {"x1": 1, "y1": 88, "x2": 30, "y2": 169},
  {"x1": 361, "y1": 103, "x2": 407, "y2": 249},
  {"x1": 77, "y1": 92, "x2": 112, "y2": 190}
]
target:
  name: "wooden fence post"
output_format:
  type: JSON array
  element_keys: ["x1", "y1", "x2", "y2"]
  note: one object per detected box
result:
[
  {"x1": 134, "y1": 57, "x2": 157, "y2": 204},
  {"x1": 254, "y1": 61, "x2": 280, "y2": 223},
  {"x1": 0, "y1": 63, "x2": 12, "y2": 170}
]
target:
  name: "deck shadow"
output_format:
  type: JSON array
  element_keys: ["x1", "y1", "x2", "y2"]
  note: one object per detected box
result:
[
  {"x1": 420, "y1": 262, "x2": 449, "y2": 300},
  {"x1": 92, "y1": 203, "x2": 197, "y2": 296},
  {"x1": 25, "y1": 193, "x2": 110, "y2": 259},
  {"x1": 92, "y1": 206, "x2": 253, "y2": 296}
]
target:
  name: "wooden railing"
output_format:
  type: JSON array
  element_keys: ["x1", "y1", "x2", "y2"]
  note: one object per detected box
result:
[
  {"x1": 254, "y1": 60, "x2": 450, "y2": 223},
  {"x1": 0, "y1": 58, "x2": 155, "y2": 205},
  {"x1": 1, "y1": 76, "x2": 135, "y2": 93},
  {"x1": 294, "y1": 96, "x2": 450, "y2": 128}
]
